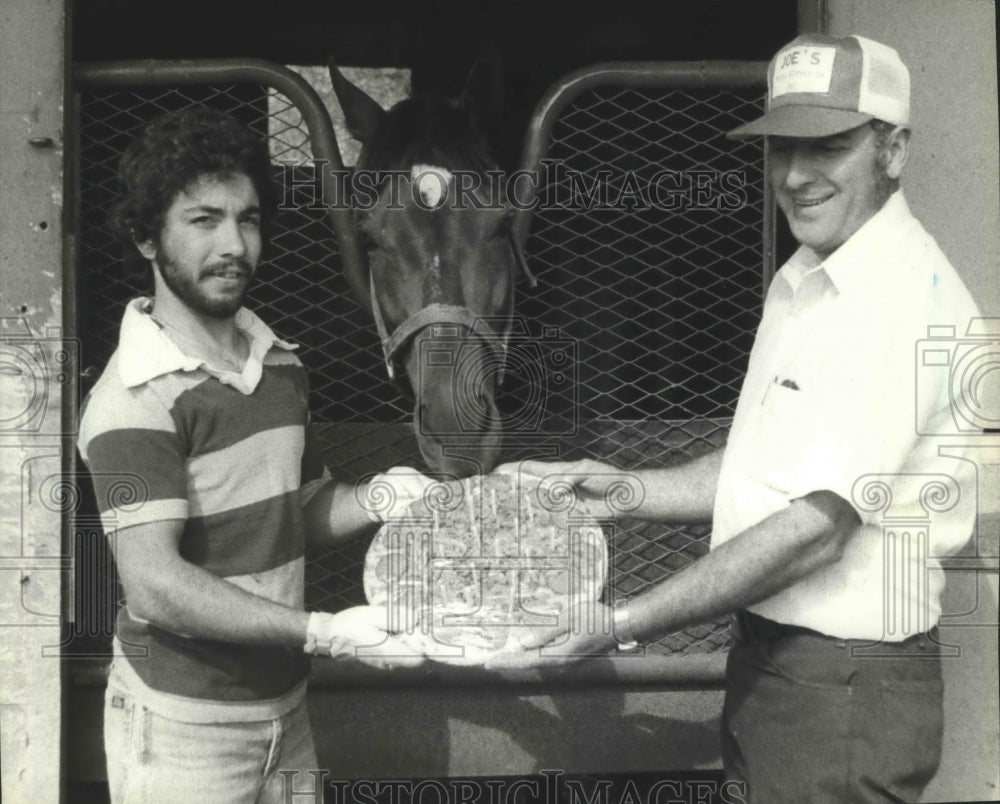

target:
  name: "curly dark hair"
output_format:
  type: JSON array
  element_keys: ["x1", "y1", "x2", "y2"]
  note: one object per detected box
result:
[{"x1": 110, "y1": 106, "x2": 275, "y2": 274}]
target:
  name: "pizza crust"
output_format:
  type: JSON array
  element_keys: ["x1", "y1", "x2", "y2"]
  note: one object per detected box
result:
[{"x1": 364, "y1": 472, "x2": 608, "y2": 663}]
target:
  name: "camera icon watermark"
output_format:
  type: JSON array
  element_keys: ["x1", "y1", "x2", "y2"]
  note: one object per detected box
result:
[
  {"x1": 0, "y1": 318, "x2": 79, "y2": 437},
  {"x1": 416, "y1": 319, "x2": 578, "y2": 438},
  {"x1": 916, "y1": 317, "x2": 1000, "y2": 435}
]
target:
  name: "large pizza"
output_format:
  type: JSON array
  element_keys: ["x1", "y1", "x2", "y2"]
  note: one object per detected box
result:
[{"x1": 364, "y1": 471, "x2": 608, "y2": 663}]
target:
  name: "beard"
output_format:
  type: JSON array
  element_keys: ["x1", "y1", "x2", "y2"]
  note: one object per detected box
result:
[{"x1": 154, "y1": 253, "x2": 255, "y2": 319}]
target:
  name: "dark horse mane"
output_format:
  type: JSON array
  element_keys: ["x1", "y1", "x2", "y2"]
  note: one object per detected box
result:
[{"x1": 356, "y1": 95, "x2": 500, "y2": 177}]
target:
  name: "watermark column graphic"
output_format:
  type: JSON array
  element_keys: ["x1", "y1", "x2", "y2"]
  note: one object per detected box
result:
[
  {"x1": 846, "y1": 317, "x2": 1000, "y2": 656},
  {"x1": 530, "y1": 471, "x2": 646, "y2": 659},
  {"x1": 37, "y1": 471, "x2": 152, "y2": 658},
  {"x1": 354, "y1": 471, "x2": 441, "y2": 661},
  {"x1": 1, "y1": 319, "x2": 79, "y2": 641},
  {"x1": 918, "y1": 319, "x2": 1000, "y2": 677},
  {"x1": 0, "y1": 317, "x2": 154, "y2": 656},
  {"x1": 850, "y1": 473, "x2": 964, "y2": 656},
  {"x1": 356, "y1": 471, "x2": 646, "y2": 661}
]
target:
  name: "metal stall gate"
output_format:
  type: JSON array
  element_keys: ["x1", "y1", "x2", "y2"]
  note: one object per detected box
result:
[
  {"x1": 508, "y1": 62, "x2": 770, "y2": 659},
  {"x1": 67, "y1": 60, "x2": 767, "y2": 681}
]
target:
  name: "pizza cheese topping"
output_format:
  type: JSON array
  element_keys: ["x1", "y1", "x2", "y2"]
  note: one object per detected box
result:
[{"x1": 364, "y1": 472, "x2": 608, "y2": 661}]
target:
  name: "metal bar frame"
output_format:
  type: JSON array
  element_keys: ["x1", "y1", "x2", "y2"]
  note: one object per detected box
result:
[
  {"x1": 512, "y1": 60, "x2": 771, "y2": 285},
  {"x1": 70, "y1": 651, "x2": 727, "y2": 691},
  {"x1": 797, "y1": 0, "x2": 830, "y2": 34},
  {"x1": 73, "y1": 59, "x2": 370, "y2": 313},
  {"x1": 511, "y1": 59, "x2": 773, "y2": 294}
]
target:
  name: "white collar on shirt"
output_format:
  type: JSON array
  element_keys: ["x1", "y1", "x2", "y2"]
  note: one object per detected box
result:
[
  {"x1": 780, "y1": 191, "x2": 916, "y2": 297},
  {"x1": 116, "y1": 297, "x2": 297, "y2": 389}
]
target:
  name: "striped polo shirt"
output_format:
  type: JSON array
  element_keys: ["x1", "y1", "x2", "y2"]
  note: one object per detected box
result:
[{"x1": 78, "y1": 298, "x2": 329, "y2": 710}]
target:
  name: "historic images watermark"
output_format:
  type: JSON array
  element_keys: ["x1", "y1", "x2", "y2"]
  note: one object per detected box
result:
[
  {"x1": 277, "y1": 161, "x2": 750, "y2": 214},
  {"x1": 279, "y1": 770, "x2": 747, "y2": 804}
]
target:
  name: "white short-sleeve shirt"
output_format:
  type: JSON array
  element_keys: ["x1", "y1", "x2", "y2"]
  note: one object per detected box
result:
[{"x1": 713, "y1": 192, "x2": 982, "y2": 640}]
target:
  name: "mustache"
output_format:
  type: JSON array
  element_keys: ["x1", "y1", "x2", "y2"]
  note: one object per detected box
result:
[{"x1": 203, "y1": 259, "x2": 253, "y2": 276}]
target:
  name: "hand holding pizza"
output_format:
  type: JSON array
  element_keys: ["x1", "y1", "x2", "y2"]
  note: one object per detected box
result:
[
  {"x1": 481, "y1": 598, "x2": 620, "y2": 670},
  {"x1": 304, "y1": 606, "x2": 425, "y2": 669},
  {"x1": 361, "y1": 466, "x2": 436, "y2": 523},
  {"x1": 496, "y1": 459, "x2": 644, "y2": 518},
  {"x1": 364, "y1": 472, "x2": 611, "y2": 668}
]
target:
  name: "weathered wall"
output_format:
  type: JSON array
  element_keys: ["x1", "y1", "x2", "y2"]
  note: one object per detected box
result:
[
  {"x1": 824, "y1": 3, "x2": 1000, "y2": 797},
  {"x1": 0, "y1": 0, "x2": 68, "y2": 802},
  {"x1": 826, "y1": 0, "x2": 1000, "y2": 321}
]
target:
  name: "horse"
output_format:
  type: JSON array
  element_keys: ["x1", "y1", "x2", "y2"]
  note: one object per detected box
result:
[{"x1": 329, "y1": 50, "x2": 534, "y2": 479}]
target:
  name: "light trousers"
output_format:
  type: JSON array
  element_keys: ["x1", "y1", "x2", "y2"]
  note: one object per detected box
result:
[{"x1": 104, "y1": 662, "x2": 324, "y2": 804}]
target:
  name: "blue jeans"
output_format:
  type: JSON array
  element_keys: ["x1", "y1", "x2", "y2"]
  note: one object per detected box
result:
[
  {"x1": 722, "y1": 612, "x2": 944, "y2": 803},
  {"x1": 104, "y1": 664, "x2": 323, "y2": 804}
]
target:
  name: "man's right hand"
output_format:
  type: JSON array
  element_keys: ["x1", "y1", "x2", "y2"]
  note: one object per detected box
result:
[
  {"x1": 305, "y1": 606, "x2": 425, "y2": 669},
  {"x1": 361, "y1": 467, "x2": 436, "y2": 523}
]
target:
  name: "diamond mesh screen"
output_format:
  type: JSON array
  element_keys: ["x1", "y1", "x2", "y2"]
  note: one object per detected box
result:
[
  {"x1": 510, "y1": 81, "x2": 767, "y2": 654},
  {"x1": 70, "y1": 65, "x2": 767, "y2": 663}
]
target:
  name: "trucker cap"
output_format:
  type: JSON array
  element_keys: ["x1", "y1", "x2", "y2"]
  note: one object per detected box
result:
[{"x1": 729, "y1": 33, "x2": 910, "y2": 138}]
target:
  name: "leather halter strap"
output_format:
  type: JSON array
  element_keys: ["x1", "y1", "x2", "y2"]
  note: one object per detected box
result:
[
  {"x1": 369, "y1": 230, "x2": 535, "y2": 383},
  {"x1": 370, "y1": 272, "x2": 510, "y2": 381}
]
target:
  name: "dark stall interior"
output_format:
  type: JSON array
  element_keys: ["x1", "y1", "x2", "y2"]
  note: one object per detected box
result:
[{"x1": 74, "y1": 0, "x2": 797, "y2": 168}]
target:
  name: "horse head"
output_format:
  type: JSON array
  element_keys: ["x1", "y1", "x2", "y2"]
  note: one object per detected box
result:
[{"x1": 330, "y1": 49, "x2": 524, "y2": 479}]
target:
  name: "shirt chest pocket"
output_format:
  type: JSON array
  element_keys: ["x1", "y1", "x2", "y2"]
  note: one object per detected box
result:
[{"x1": 744, "y1": 380, "x2": 816, "y2": 494}]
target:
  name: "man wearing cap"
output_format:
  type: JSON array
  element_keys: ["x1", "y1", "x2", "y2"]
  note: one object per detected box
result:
[{"x1": 496, "y1": 34, "x2": 981, "y2": 802}]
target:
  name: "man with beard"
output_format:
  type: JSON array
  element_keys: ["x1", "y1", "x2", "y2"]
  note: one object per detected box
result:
[
  {"x1": 496, "y1": 34, "x2": 982, "y2": 802},
  {"x1": 78, "y1": 107, "x2": 429, "y2": 803}
]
